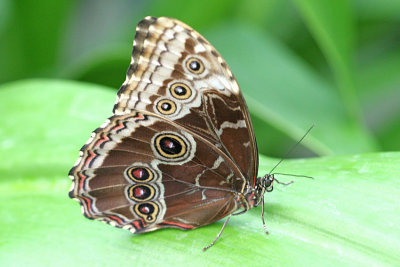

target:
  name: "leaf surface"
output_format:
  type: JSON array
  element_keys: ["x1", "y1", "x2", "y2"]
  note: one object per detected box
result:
[{"x1": 0, "y1": 80, "x2": 398, "y2": 266}]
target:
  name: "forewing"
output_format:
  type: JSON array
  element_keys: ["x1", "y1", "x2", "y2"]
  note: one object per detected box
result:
[{"x1": 113, "y1": 16, "x2": 258, "y2": 183}]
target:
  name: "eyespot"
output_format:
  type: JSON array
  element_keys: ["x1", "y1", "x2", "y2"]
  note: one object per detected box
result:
[
  {"x1": 154, "y1": 133, "x2": 186, "y2": 159},
  {"x1": 126, "y1": 167, "x2": 153, "y2": 182},
  {"x1": 186, "y1": 57, "x2": 204, "y2": 74},
  {"x1": 156, "y1": 99, "x2": 176, "y2": 115},
  {"x1": 170, "y1": 83, "x2": 192, "y2": 100},
  {"x1": 128, "y1": 184, "x2": 154, "y2": 202},
  {"x1": 134, "y1": 202, "x2": 159, "y2": 223}
]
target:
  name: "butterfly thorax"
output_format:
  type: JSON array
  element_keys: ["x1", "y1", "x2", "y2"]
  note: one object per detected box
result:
[{"x1": 245, "y1": 174, "x2": 274, "y2": 208}]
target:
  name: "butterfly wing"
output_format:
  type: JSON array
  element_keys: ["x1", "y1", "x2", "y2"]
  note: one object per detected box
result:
[
  {"x1": 69, "y1": 16, "x2": 258, "y2": 233},
  {"x1": 69, "y1": 112, "x2": 244, "y2": 232},
  {"x1": 114, "y1": 16, "x2": 258, "y2": 183}
]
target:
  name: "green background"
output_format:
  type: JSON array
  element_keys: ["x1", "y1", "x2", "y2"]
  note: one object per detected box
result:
[{"x1": 0, "y1": 1, "x2": 399, "y2": 266}]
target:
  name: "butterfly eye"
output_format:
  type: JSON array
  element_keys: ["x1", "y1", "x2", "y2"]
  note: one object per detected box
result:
[
  {"x1": 154, "y1": 133, "x2": 187, "y2": 159},
  {"x1": 126, "y1": 167, "x2": 154, "y2": 182},
  {"x1": 134, "y1": 202, "x2": 159, "y2": 223},
  {"x1": 186, "y1": 57, "x2": 204, "y2": 74},
  {"x1": 156, "y1": 99, "x2": 177, "y2": 115},
  {"x1": 128, "y1": 184, "x2": 155, "y2": 202},
  {"x1": 170, "y1": 83, "x2": 192, "y2": 100}
]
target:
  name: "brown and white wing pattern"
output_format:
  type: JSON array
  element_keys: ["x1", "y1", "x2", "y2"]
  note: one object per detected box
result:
[
  {"x1": 69, "y1": 16, "x2": 258, "y2": 233},
  {"x1": 114, "y1": 16, "x2": 258, "y2": 182},
  {"x1": 69, "y1": 112, "x2": 245, "y2": 232}
]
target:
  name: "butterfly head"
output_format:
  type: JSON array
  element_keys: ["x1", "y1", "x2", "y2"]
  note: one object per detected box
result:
[
  {"x1": 262, "y1": 174, "x2": 275, "y2": 192},
  {"x1": 252, "y1": 174, "x2": 275, "y2": 207}
]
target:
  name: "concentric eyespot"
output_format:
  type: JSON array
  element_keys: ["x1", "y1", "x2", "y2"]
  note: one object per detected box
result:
[
  {"x1": 186, "y1": 57, "x2": 204, "y2": 74},
  {"x1": 151, "y1": 131, "x2": 195, "y2": 164},
  {"x1": 128, "y1": 184, "x2": 154, "y2": 202},
  {"x1": 126, "y1": 167, "x2": 154, "y2": 183},
  {"x1": 156, "y1": 99, "x2": 177, "y2": 115},
  {"x1": 134, "y1": 202, "x2": 159, "y2": 223},
  {"x1": 154, "y1": 133, "x2": 187, "y2": 159},
  {"x1": 169, "y1": 83, "x2": 192, "y2": 100}
]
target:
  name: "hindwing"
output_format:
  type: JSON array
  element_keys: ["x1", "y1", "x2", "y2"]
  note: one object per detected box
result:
[{"x1": 69, "y1": 112, "x2": 245, "y2": 232}]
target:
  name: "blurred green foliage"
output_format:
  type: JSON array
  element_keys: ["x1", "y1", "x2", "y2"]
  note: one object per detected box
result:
[
  {"x1": 1, "y1": 0, "x2": 399, "y2": 157},
  {"x1": 1, "y1": 1, "x2": 400, "y2": 266}
]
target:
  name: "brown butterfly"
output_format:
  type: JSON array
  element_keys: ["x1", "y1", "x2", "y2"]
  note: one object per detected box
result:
[{"x1": 69, "y1": 16, "x2": 295, "y2": 250}]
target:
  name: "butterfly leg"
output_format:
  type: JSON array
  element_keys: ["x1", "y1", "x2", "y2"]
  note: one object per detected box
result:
[
  {"x1": 202, "y1": 207, "x2": 249, "y2": 251},
  {"x1": 261, "y1": 196, "x2": 269, "y2": 235},
  {"x1": 202, "y1": 213, "x2": 232, "y2": 252}
]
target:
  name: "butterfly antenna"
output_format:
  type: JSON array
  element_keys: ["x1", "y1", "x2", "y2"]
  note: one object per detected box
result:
[
  {"x1": 268, "y1": 125, "x2": 314, "y2": 175},
  {"x1": 272, "y1": 173, "x2": 314, "y2": 179}
]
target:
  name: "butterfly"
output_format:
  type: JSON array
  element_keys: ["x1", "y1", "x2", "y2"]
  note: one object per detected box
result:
[{"x1": 69, "y1": 16, "x2": 283, "y2": 250}]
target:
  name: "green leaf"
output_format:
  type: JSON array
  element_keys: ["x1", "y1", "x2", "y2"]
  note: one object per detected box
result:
[
  {"x1": 0, "y1": 80, "x2": 398, "y2": 266},
  {"x1": 205, "y1": 22, "x2": 377, "y2": 156}
]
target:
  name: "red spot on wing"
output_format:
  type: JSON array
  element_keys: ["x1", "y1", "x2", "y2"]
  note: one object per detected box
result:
[
  {"x1": 81, "y1": 196, "x2": 93, "y2": 213},
  {"x1": 134, "y1": 113, "x2": 145, "y2": 120},
  {"x1": 106, "y1": 215, "x2": 123, "y2": 225},
  {"x1": 84, "y1": 151, "x2": 97, "y2": 167},
  {"x1": 95, "y1": 133, "x2": 110, "y2": 147},
  {"x1": 132, "y1": 220, "x2": 140, "y2": 229},
  {"x1": 131, "y1": 219, "x2": 145, "y2": 231},
  {"x1": 112, "y1": 120, "x2": 125, "y2": 132},
  {"x1": 132, "y1": 168, "x2": 144, "y2": 179},
  {"x1": 134, "y1": 187, "x2": 145, "y2": 198},
  {"x1": 140, "y1": 205, "x2": 150, "y2": 214},
  {"x1": 78, "y1": 172, "x2": 88, "y2": 190},
  {"x1": 159, "y1": 221, "x2": 194, "y2": 230},
  {"x1": 163, "y1": 140, "x2": 174, "y2": 149}
]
